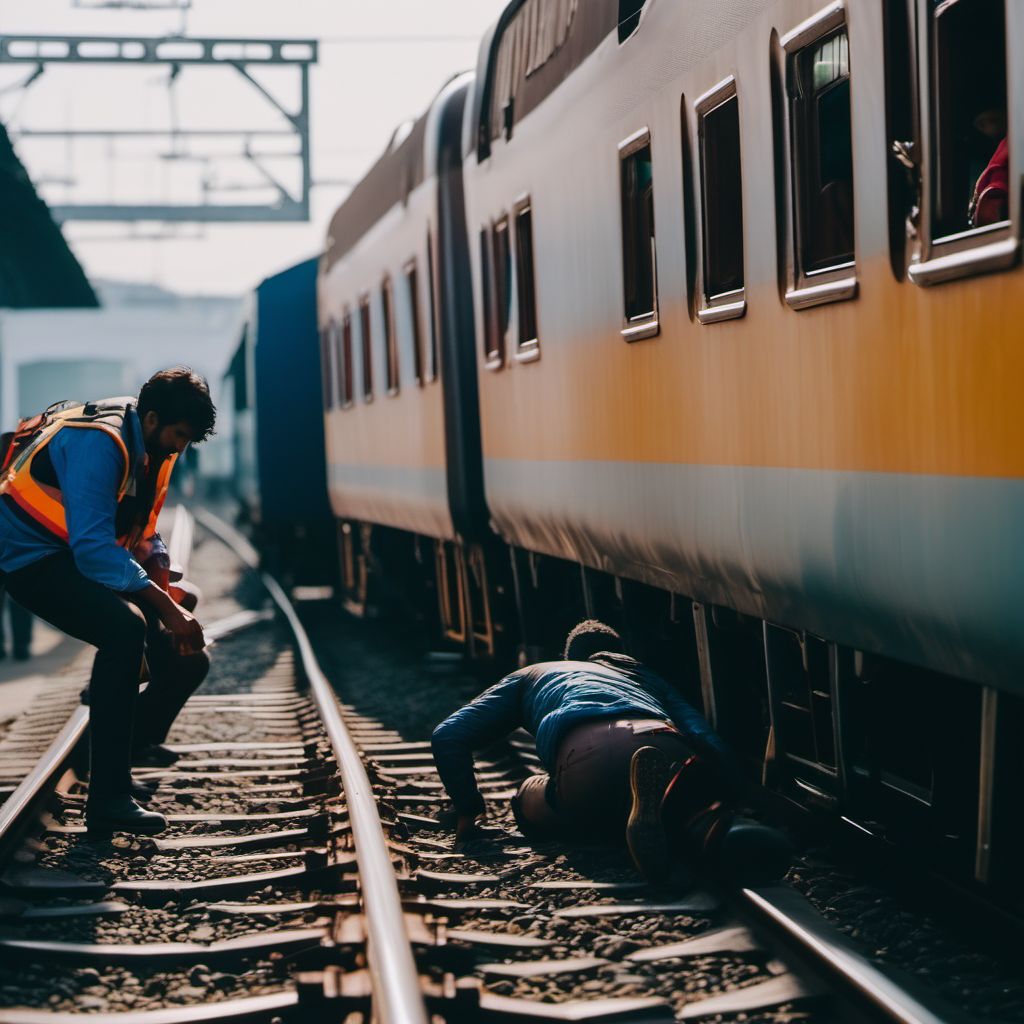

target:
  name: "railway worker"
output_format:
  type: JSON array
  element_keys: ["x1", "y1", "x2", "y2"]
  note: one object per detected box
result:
[
  {"x1": 432, "y1": 620, "x2": 791, "y2": 884},
  {"x1": 0, "y1": 368, "x2": 215, "y2": 836}
]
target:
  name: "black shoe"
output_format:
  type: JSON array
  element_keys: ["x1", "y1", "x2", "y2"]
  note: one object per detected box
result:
[
  {"x1": 625, "y1": 746, "x2": 675, "y2": 883},
  {"x1": 131, "y1": 778, "x2": 158, "y2": 802},
  {"x1": 714, "y1": 818, "x2": 794, "y2": 886},
  {"x1": 86, "y1": 795, "x2": 167, "y2": 836},
  {"x1": 132, "y1": 744, "x2": 180, "y2": 767},
  {"x1": 12, "y1": 648, "x2": 29, "y2": 661}
]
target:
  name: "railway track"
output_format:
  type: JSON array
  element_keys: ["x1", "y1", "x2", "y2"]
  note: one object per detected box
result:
[{"x1": 0, "y1": 507, "x2": 966, "y2": 1023}]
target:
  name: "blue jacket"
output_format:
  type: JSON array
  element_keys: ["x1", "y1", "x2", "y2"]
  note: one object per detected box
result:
[
  {"x1": 432, "y1": 652, "x2": 739, "y2": 816},
  {"x1": 0, "y1": 408, "x2": 152, "y2": 592}
]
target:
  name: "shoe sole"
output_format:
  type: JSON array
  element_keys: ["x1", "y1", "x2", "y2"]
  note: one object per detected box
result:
[
  {"x1": 625, "y1": 746, "x2": 673, "y2": 882},
  {"x1": 86, "y1": 818, "x2": 167, "y2": 837}
]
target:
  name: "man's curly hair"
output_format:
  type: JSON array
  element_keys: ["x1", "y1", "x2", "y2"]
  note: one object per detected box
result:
[
  {"x1": 138, "y1": 366, "x2": 216, "y2": 443},
  {"x1": 564, "y1": 619, "x2": 624, "y2": 661}
]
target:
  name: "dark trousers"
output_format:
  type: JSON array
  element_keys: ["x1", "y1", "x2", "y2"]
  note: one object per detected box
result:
[
  {"x1": 4, "y1": 552, "x2": 209, "y2": 797},
  {"x1": 511, "y1": 717, "x2": 695, "y2": 842},
  {"x1": 0, "y1": 589, "x2": 32, "y2": 656}
]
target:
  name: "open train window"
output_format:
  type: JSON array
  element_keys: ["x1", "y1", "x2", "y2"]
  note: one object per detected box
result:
[
  {"x1": 403, "y1": 260, "x2": 425, "y2": 386},
  {"x1": 480, "y1": 226, "x2": 502, "y2": 370},
  {"x1": 339, "y1": 310, "x2": 354, "y2": 408},
  {"x1": 319, "y1": 323, "x2": 335, "y2": 410},
  {"x1": 908, "y1": 0, "x2": 1015, "y2": 285},
  {"x1": 696, "y1": 79, "x2": 747, "y2": 323},
  {"x1": 779, "y1": 8, "x2": 858, "y2": 309},
  {"x1": 425, "y1": 228, "x2": 439, "y2": 381},
  {"x1": 514, "y1": 198, "x2": 540, "y2": 360},
  {"x1": 358, "y1": 294, "x2": 373, "y2": 402},
  {"x1": 381, "y1": 277, "x2": 399, "y2": 396},
  {"x1": 619, "y1": 129, "x2": 659, "y2": 340}
]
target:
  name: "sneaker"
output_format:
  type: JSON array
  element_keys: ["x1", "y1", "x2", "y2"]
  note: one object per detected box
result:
[
  {"x1": 132, "y1": 744, "x2": 180, "y2": 767},
  {"x1": 625, "y1": 746, "x2": 675, "y2": 882}
]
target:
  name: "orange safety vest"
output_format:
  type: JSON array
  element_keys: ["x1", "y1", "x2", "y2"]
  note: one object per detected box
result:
[{"x1": 0, "y1": 398, "x2": 177, "y2": 553}]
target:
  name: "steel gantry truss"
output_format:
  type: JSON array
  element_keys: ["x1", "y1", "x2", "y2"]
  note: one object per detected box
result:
[{"x1": 0, "y1": 34, "x2": 318, "y2": 222}]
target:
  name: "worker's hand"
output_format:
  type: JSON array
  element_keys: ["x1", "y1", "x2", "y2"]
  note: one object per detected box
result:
[{"x1": 161, "y1": 603, "x2": 206, "y2": 655}]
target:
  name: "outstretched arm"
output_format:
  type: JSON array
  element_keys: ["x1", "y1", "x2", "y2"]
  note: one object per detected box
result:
[{"x1": 432, "y1": 674, "x2": 525, "y2": 821}]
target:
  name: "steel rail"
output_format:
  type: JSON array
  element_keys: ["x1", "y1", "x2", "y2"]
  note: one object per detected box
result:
[
  {"x1": 738, "y1": 885, "x2": 953, "y2": 1024},
  {"x1": 195, "y1": 508, "x2": 429, "y2": 1024},
  {"x1": 0, "y1": 506, "x2": 197, "y2": 857}
]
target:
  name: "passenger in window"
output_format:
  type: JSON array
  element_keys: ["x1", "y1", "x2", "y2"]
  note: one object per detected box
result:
[
  {"x1": 969, "y1": 135, "x2": 1009, "y2": 227},
  {"x1": 432, "y1": 619, "x2": 792, "y2": 885}
]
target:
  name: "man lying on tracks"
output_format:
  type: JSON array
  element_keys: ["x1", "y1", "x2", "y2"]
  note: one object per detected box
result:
[
  {"x1": 432, "y1": 620, "x2": 791, "y2": 884},
  {"x1": 0, "y1": 368, "x2": 215, "y2": 836}
]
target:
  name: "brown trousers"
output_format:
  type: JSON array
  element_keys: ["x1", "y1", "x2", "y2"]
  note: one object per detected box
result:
[{"x1": 511, "y1": 717, "x2": 693, "y2": 842}]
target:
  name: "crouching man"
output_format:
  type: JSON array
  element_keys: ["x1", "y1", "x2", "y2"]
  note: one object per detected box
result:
[
  {"x1": 432, "y1": 620, "x2": 791, "y2": 884},
  {"x1": 0, "y1": 368, "x2": 215, "y2": 835}
]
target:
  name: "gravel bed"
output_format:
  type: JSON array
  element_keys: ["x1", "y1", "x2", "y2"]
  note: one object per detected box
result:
[
  {"x1": 0, "y1": 520, "x2": 337, "y2": 1014},
  {"x1": 303, "y1": 608, "x2": 821, "y2": 1021},
  {"x1": 790, "y1": 853, "x2": 1024, "y2": 1022},
  {"x1": 0, "y1": 899, "x2": 324, "y2": 945},
  {"x1": 0, "y1": 959, "x2": 289, "y2": 1012}
]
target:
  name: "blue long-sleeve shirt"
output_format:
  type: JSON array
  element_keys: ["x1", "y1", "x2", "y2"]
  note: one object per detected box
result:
[
  {"x1": 432, "y1": 652, "x2": 740, "y2": 816},
  {"x1": 0, "y1": 410, "x2": 151, "y2": 592}
]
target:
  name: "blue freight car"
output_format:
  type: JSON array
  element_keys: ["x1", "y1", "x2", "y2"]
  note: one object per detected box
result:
[{"x1": 225, "y1": 257, "x2": 334, "y2": 582}]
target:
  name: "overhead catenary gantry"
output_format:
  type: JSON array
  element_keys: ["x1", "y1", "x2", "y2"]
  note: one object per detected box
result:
[{"x1": 0, "y1": 33, "x2": 318, "y2": 222}]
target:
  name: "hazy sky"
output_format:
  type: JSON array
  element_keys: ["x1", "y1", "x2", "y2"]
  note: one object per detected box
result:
[{"x1": 0, "y1": 0, "x2": 509, "y2": 295}]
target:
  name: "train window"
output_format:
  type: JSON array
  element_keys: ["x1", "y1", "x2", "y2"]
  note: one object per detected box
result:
[
  {"x1": 339, "y1": 311, "x2": 354, "y2": 408},
  {"x1": 514, "y1": 199, "x2": 540, "y2": 360},
  {"x1": 358, "y1": 294, "x2": 373, "y2": 402},
  {"x1": 493, "y1": 216, "x2": 513, "y2": 351},
  {"x1": 403, "y1": 260, "x2": 425, "y2": 386},
  {"x1": 381, "y1": 277, "x2": 399, "y2": 396},
  {"x1": 319, "y1": 323, "x2": 334, "y2": 410},
  {"x1": 779, "y1": 7, "x2": 858, "y2": 309},
  {"x1": 619, "y1": 129, "x2": 659, "y2": 340},
  {"x1": 696, "y1": 79, "x2": 746, "y2": 323},
  {"x1": 425, "y1": 228, "x2": 439, "y2": 382},
  {"x1": 908, "y1": 0, "x2": 1014, "y2": 285},
  {"x1": 480, "y1": 226, "x2": 502, "y2": 369},
  {"x1": 619, "y1": 0, "x2": 647, "y2": 43}
]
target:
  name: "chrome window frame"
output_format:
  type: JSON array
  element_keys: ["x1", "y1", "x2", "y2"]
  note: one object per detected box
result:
[
  {"x1": 492, "y1": 213, "x2": 514, "y2": 363},
  {"x1": 425, "y1": 225, "x2": 440, "y2": 384},
  {"x1": 778, "y1": 2, "x2": 859, "y2": 311},
  {"x1": 907, "y1": 0, "x2": 1019, "y2": 286},
  {"x1": 339, "y1": 306, "x2": 354, "y2": 410},
  {"x1": 512, "y1": 193, "x2": 541, "y2": 363},
  {"x1": 381, "y1": 274, "x2": 400, "y2": 398},
  {"x1": 402, "y1": 257, "x2": 426, "y2": 387},
  {"x1": 694, "y1": 76, "x2": 748, "y2": 325},
  {"x1": 618, "y1": 126, "x2": 660, "y2": 342},
  {"x1": 357, "y1": 292, "x2": 374, "y2": 404},
  {"x1": 320, "y1": 320, "x2": 337, "y2": 411},
  {"x1": 480, "y1": 223, "x2": 504, "y2": 372}
]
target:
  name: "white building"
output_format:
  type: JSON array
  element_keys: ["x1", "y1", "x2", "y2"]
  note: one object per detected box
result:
[{"x1": 0, "y1": 281, "x2": 243, "y2": 479}]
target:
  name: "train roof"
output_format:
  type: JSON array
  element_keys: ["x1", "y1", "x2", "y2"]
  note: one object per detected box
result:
[
  {"x1": 473, "y1": 0, "x2": 620, "y2": 160},
  {"x1": 321, "y1": 107, "x2": 430, "y2": 275}
]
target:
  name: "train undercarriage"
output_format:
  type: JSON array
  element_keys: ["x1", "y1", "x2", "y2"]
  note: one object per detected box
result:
[{"x1": 325, "y1": 517, "x2": 1023, "y2": 902}]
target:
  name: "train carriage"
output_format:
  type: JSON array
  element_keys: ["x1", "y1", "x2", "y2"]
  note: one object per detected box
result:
[
  {"x1": 317, "y1": 74, "x2": 496, "y2": 642},
  {"x1": 310, "y1": 0, "x2": 1023, "y2": 891},
  {"x1": 460, "y1": 0, "x2": 1023, "y2": 885}
]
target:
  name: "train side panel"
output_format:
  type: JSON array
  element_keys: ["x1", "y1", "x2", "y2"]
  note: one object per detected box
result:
[{"x1": 464, "y1": 0, "x2": 1024, "y2": 689}]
